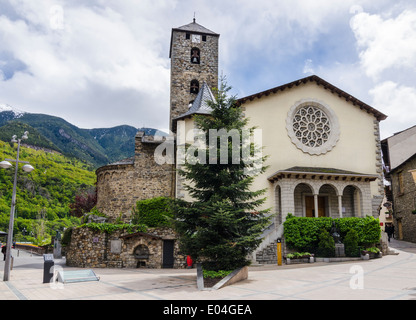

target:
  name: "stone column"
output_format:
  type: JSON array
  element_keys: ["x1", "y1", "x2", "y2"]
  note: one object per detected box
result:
[
  {"x1": 314, "y1": 194, "x2": 318, "y2": 218},
  {"x1": 338, "y1": 195, "x2": 343, "y2": 218}
]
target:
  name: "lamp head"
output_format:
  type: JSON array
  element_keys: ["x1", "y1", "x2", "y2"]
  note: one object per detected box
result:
[
  {"x1": 22, "y1": 164, "x2": 34, "y2": 173},
  {"x1": 0, "y1": 161, "x2": 12, "y2": 169}
]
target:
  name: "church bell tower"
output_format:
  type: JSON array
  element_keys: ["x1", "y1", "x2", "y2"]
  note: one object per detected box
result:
[{"x1": 169, "y1": 19, "x2": 220, "y2": 129}]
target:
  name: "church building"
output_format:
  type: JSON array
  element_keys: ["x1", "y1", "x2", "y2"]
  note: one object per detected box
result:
[{"x1": 95, "y1": 19, "x2": 387, "y2": 264}]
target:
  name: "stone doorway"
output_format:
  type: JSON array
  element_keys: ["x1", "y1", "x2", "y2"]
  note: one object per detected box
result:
[{"x1": 162, "y1": 240, "x2": 174, "y2": 268}]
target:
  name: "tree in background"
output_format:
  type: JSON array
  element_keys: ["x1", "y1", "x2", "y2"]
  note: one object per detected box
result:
[
  {"x1": 69, "y1": 188, "x2": 97, "y2": 218},
  {"x1": 173, "y1": 79, "x2": 270, "y2": 271}
]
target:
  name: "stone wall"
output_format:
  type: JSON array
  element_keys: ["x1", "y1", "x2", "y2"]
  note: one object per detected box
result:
[
  {"x1": 372, "y1": 119, "x2": 384, "y2": 216},
  {"x1": 66, "y1": 227, "x2": 186, "y2": 269},
  {"x1": 96, "y1": 131, "x2": 174, "y2": 222},
  {"x1": 390, "y1": 155, "x2": 416, "y2": 243}
]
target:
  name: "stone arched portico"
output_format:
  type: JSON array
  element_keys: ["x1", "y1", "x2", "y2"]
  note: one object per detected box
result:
[{"x1": 269, "y1": 167, "x2": 378, "y2": 224}]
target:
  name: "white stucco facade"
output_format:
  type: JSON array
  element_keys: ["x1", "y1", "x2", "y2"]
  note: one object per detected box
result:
[
  {"x1": 242, "y1": 80, "x2": 384, "y2": 218},
  {"x1": 174, "y1": 75, "x2": 387, "y2": 256}
]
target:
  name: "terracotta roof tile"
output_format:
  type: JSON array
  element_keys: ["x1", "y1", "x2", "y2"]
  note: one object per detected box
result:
[{"x1": 237, "y1": 75, "x2": 387, "y2": 121}]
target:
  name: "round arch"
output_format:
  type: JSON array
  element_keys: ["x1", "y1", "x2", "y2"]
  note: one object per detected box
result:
[
  {"x1": 317, "y1": 183, "x2": 339, "y2": 217},
  {"x1": 342, "y1": 184, "x2": 364, "y2": 217},
  {"x1": 293, "y1": 183, "x2": 314, "y2": 217},
  {"x1": 274, "y1": 184, "x2": 282, "y2": 224}
]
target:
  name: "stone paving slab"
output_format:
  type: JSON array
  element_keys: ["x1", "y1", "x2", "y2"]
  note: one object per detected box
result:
[{"x1": 0, "y1": 239, "x2": 415, "y2": 302}]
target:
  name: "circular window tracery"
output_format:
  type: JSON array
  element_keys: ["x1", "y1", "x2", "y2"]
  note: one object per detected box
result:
[
  {"x1": 286, "y1": 99, "x2": 340, "y2": 155},
  {"x1": 293, "y1": 106, "x2": 331, "y2": 148}
]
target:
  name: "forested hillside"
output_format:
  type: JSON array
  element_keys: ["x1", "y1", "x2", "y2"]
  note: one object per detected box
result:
[
  {"x1": 0, "y1": 105, "x2": 169, "y2": 169},
  {"x1": 0, "y1": 140, "x2": 96, "y2": 245},
  {"x1": 0, "y1": 106, "x2": 168, "y2": 245}
]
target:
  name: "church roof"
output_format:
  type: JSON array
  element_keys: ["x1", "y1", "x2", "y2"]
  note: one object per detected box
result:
[
  {"x1": 173, "y1": 82, "x2": 216, "y2": 121},
  {"x1": 267, "y1": 166, "x2": 379, "y2": 182},
  {"x1": 237, "y1": 75, "x2": 388, "y2": 122},
  {"x1": 172, "y1": 19, "x2": 219, "y2": 36}
]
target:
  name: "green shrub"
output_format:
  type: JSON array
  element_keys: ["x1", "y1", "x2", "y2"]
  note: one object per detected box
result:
[
  {"x1": 283, "y1": 214, "x2": 332, "y2": 252},
  {"x1": 366, "y1": 247, "x2": 380, "y2": 254},
  {"x1": 61, "y1": 227, "x2": 73, "y2": 246},
  {"x1": 132, "y1": 197, "x2": 173, "y2": 227},
  {"x1": 203, "y1": 269, "x2": 233, "y2": 279},
  {"x1": 286, "y1": 252, "x2": 312, "y2": 259},
  {"x1": 343, "y1": 229, "x2": 360, "y2": 257},
  {"x1": 82, "y1": 222, "x2": 147, "y2": 234},
  {"x1": 336, "y1": 216, "x2": 381, "y2": 245},
  {"x1": 316, "y1": 229, "x2": 335, "y2": 257},
  {"x1": 283, "y1": 215, "x2": 381, "y2": 256}
]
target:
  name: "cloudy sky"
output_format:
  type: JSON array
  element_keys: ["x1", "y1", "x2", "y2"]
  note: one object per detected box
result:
[{"x1": 0, "y1": 0, "x2": 416, "y2": 139}]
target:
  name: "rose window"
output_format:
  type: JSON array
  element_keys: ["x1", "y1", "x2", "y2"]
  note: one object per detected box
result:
[
  {"x1": 293, "y1": 106, "x2": 331, "y2": 148},
  {"x1": 286, "y1": 100, "x2": 340, "y2": 155}
]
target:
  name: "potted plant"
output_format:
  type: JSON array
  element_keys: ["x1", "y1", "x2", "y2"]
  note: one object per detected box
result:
[
  {"x1": 285, "y1": 252, "x2": 314, "y2": 264},
  {"x1": 363, "y1": 247, "x2": 381, "y2": 259}
]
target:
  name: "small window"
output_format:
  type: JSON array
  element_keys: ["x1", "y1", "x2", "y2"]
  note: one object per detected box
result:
[
  {"x1": 191, "y1": 47, "x2": 200, "y2": 64},
  {"x1": 186, "y1": 33, "x2": 190, "y2": 40},
  {"x1": 190, "y1": 80, "x2": 199, "y2": 94},
  {"x1": 202, "y1": 35, "x2": 207, "y2": 42}
]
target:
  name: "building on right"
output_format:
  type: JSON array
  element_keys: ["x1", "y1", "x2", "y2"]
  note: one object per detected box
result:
[{"x1": 382, "y1": 125, "x2": 416, "y2": 243}]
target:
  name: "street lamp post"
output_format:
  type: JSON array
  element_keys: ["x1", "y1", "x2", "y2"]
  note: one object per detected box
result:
[{"x1": 0, "y1": 131, "x2": 34, "y2": 281}]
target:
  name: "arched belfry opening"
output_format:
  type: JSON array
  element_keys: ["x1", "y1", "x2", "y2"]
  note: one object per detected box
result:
[
  {"x1": 191, "y1": 47, "x2": 200, "y2": 64},
  {"x1": 190, "y1": 79, "x2": 199, "y2": 94}
]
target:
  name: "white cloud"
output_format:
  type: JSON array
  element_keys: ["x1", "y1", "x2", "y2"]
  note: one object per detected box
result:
[
  {"x1": 370, "y1": 81, "x2": 416, "y2": 139},
  {"x1": 303, "y1": 59, "x2": 315, "y2": 75},
  {"x1": 0, "y1": 0, "x2": 173, "y2": 129},
  {"x1": 0, "y1": 0, "x2": 415, "y2": 136},
  {"x1": 346, "y1": 6, "x2": 416, "y2": 139},
  {"x1": 351, "y1": 9, "x2": 416, "y2": 80}
]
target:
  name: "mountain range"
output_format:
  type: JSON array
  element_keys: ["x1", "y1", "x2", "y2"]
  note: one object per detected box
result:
[{"x1": 0, "y1": 103, "x2": 162, "y2": 169}]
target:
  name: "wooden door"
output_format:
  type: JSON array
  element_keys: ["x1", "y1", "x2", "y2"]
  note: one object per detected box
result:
[
  {"x1": 318, "y1": 197, "x2": 326, "y2": 217},
  {"x1": 305, "y1": 196, "x2": 326, "y2": 217},
  {"x1": 305, "y1": 196, "x2": 314, "y2": 217}
]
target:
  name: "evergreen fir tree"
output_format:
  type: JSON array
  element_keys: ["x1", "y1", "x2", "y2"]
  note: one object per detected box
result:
[{"x1": 173, "y1": 80, "x2": 271, "y2": 271}]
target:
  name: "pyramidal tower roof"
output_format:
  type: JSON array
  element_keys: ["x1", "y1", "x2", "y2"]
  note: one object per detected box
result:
[
  {"x1": 172, "y1": 18, "x2": 219, "y2": 36},
  {"x1": 174, "y1": 82, "x2": 216, "y2": 121}
]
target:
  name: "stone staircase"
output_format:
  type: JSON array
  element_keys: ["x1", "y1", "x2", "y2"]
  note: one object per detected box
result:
[
  {"x1": 253, "y1": 223, "x2": 284, "y2": 265},
  {"x1": 256, "y1": 242, "x2": 278, "y2": 264}
]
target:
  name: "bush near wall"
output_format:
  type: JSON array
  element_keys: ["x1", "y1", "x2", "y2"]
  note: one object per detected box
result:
[
  {"x1": 132, "y1": 197, "x2": 173, "y2": 227},
  {"x1": 283, "y1": 214, "x2": 380, "y2": 253}
]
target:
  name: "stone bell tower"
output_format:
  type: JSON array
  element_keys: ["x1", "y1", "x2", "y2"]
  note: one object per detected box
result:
[{"x1": 169, "y1": 19, "x2": 220, "y2": 129}]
